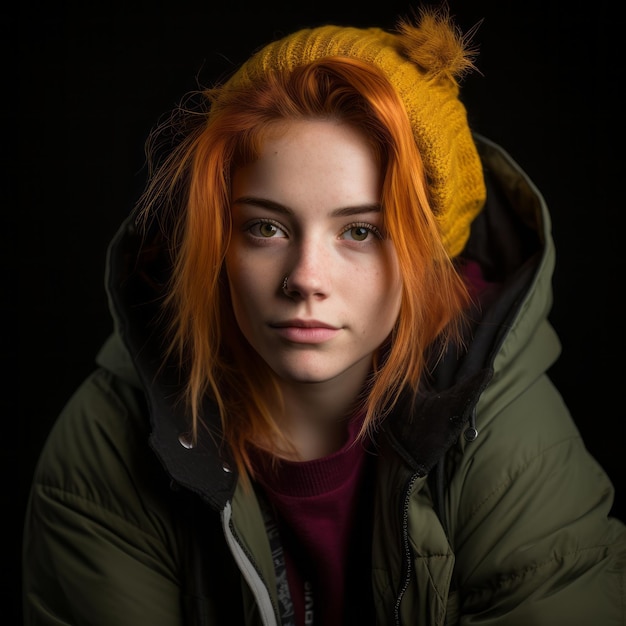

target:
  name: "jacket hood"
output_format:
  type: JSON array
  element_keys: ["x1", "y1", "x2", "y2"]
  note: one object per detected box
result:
[
  {"x1": 381, "y1": 134, "x2": 560, "y2": 475},
  {"x1": 96, "y1": 134, "x2": 559, "y2": 507}
]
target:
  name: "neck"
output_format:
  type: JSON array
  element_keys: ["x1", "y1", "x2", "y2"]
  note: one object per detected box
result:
[{"x1": 275, "y1": 364, "x2": 370, "y2": 461}]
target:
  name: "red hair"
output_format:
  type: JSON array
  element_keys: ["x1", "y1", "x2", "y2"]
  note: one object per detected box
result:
[{"x1": 137, "y1": 57, "x2": 470, "y2": 477}]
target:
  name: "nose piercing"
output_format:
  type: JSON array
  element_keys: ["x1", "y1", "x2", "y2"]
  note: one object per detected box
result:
[{"x1": 282, "y1": 275, "x2": 289, "y2": 295}]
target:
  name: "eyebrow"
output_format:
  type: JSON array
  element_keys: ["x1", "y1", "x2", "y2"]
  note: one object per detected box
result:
[{"x1": 232, "y1": 196, "x2": 381, "y2": 217}]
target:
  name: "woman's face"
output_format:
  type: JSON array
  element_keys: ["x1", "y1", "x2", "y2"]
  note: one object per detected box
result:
[{"x1": 225, "y1": 119, "x2": 402, "y2": 391}]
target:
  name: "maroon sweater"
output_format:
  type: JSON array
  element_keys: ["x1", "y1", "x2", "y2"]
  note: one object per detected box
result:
[{"x1": 254, "y1": 412, "x2": 374, "y2": 626}]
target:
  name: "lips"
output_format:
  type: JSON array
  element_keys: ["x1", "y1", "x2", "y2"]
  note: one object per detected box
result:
[{"x1": 270, "y1": 319, "x2": 340, "y2": 343}]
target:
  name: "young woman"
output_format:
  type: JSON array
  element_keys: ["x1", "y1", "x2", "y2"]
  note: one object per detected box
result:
[{"x1": 22, "y1": 7, "x2": 625, "y2": 625}]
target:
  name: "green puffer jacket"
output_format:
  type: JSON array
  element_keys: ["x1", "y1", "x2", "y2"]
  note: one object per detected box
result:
[{"x1": 23, "y1": 136, "x2": 626, "y2": 625}]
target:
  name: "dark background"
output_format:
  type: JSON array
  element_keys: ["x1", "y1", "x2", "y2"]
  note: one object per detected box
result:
[{"x1": 17, "y1": 0, "x2": 624, "y2": 623}]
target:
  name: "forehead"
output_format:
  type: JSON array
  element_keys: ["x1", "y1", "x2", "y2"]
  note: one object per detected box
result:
[{"x1": 231, "y1": 119, "x2": 382, "y2": 212}]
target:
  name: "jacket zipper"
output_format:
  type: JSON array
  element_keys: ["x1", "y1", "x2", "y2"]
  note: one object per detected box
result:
[
  {"x1": 393, "y1": 472, "x2": 420, "y2": 625},
  {"x1": 221, "y1": 501, "x2": 279, "y2": 626}
]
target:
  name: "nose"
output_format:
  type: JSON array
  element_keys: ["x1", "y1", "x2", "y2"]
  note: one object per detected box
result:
[{"x1": 283, "y1": 237, "x2": 330, "y2": 300}]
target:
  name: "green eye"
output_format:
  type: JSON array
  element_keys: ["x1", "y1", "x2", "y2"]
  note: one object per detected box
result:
[
  {"x1": 340, "y1": 222, "x2": 381, "y2": 242},
  {"x1": 259, "y1": 222, "x2": 279, "y2": 237},
  {"x1": 350, "y1": 226, "x2": 370, "y2": 241},
  {"x1": 247, "y1": 220, "x2": 287, "y2": 238}
]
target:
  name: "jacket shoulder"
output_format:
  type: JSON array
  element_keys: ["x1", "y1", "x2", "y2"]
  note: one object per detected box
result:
[
  {"x1": 446, "y1": 371, "x2": 626, "y2": 622},
  {"x1": 31, "y1": 368, "x2": 162, "y2": 510},
  {"x1": 23, "y1": 369, "x2": 193, "y2": 625}
]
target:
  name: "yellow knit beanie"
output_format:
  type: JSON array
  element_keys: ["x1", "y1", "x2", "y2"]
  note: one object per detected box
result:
[{"x1": 222, "y1": 8, "x2": 486, "y2": 258}]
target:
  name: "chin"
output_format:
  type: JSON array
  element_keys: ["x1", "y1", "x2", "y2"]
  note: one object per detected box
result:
[
  {"x1": 267, "y1": 359, "x2": 343, "y2": 385},
  {"x1": 272, "y1": 368, "x2": 337, "y2": 385},
  {"x1": 268, "y1": 356, "x2": 369, "y2": 387}
]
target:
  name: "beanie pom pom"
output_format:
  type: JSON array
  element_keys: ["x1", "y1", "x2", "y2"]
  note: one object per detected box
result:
[{"x1": 395, "y1": 6, "x2": 479, "y2": 81}]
